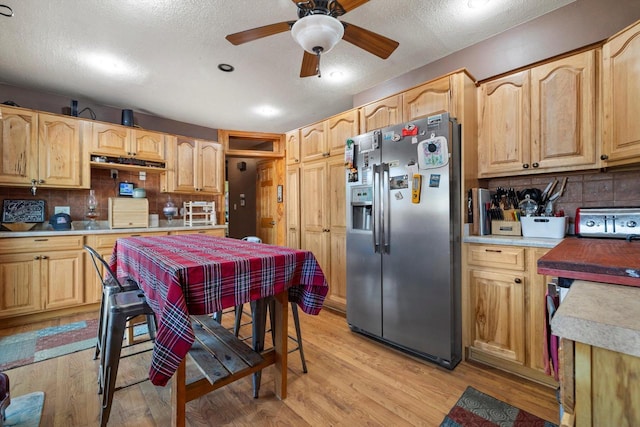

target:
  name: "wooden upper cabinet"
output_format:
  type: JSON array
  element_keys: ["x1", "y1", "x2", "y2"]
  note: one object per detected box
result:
[
  {"x1": 165, "y1": 136, "x2": 222, "y2": 194},
  {"x1": 478, "y1": 70, "x2": 531, "y2": 177},
  {"x1": 131, "y1": 129, "x2": 165, "y2": 162},
  {"x1": 285, "y1": 129, "x2": 300, "y2": 165},
  {"x1": 327, "y1": 109, "x2": 359, "y2": 157},
  {"x1": 91, "y1": 122, "x2": 165, "y2": 161},
  {"x1": 478, "y1": 50, "x2": 599, "y2": 178},
  {"x1": 199, "y1": 140, "x2": 223, "y2": 194},
  {"x1": 530, "y1": 50, "x2": 597, "y2": 170},
  {"x1": 91, "y1": 122, "x2": 130, "y2": 156},
  {"x1": 38, "y1": 113, "x2": 89, "y2": 188},
  {"x1": 402, "y1": 76, "x2": 451, "y2": 122},
  {"x1": 0, "y1": 106, "x2": 38, "y2": 185},
  {"x1": 300, "y1": 121, "x2": 328, "y2": 162},
  {"x1": 602, "y1": 20, "x2": 640, "y2": 165},
  {"x1": 359, "y1": 94, "x2": 403, "y2": 133}
]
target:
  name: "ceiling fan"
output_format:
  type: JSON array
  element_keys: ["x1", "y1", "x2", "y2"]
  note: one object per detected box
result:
[{"x1": 225, "y1": 0, "x2": 399, "y2": 78}]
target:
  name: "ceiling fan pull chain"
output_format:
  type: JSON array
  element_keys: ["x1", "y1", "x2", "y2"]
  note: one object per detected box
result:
[
  {"x1": 314, "y1": 47, "x2": 322, "y2": 78},
  {"x1": 0, "y1": 4, "x2": 14, "y2": 17}
]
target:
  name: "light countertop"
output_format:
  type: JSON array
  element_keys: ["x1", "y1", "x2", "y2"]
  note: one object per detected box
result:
[
  {"x1": 551, "y1": 280, "x2": 640, "y2": 358},
  {"x1": 0, "y1": 220, "x2": 227, "y2": 238},
  {"x1": 463, "y1": 234, "x2": 563, "y2": 248}
]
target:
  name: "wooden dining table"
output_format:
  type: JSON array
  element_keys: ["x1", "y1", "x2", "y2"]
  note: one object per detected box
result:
[{"x1": 110, "y1": 234, "x2": 328, "y2": 426}]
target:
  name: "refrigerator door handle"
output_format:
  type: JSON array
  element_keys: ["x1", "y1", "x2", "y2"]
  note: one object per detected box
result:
[
  {"x1": 372, "y1": 164, "x2": 381, "y2": 253},
  {"x1": 382, "y1": 163, "x2": 390, "y2": 253}
]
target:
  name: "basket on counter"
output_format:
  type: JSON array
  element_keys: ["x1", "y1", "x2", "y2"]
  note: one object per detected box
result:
[{"x1": 520, "y1": 216, "x2": 568, "y2": 239}]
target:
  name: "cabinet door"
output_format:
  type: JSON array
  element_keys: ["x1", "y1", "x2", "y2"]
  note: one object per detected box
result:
[
  {"x1": 327, "y1": 110, "x2": 359, "y2": 157},
  {"x1": 199, "y1": 140, "x2": 223, "y2": 194},
  {"x1": 602, "y1": 20, "x2": 640, "y2": 165},
  {"x1": 478, "y1": 70, "x2": 531, "y2": 177},
  {"x1": 300, "y1": 121, "x2": 328, "y2": 162},
  {"x1": 303, "y1": 230, "x2": 330, "y2": 283},
  {"x1": 38, "y1": 113, "x2": 88, "y2": 188},
  {"x1": 285, "y1": 130, "x2": 301, "y2": 165},
  {"x1": 528, "y1": 248, "x2": 551, "y2": 375},
  {"x1": 402, "y1": 76, "x2": 451, "y2": 122},
  {"x1": 0, "y1": 106, "x2": 38, "y2": 185},
  {"x1": 286, "y1": 166, "x2": 301, "y2": 249},
  {"x1": 0, "y1": 253, "x2": 41, "y2": 318},
  {"x1": 328, "y1": 228, "x2": 346, "y2": 312},
  {"x1": 132, "y1": 129, "x2": 165, "y2": 161},
  {"x1": 531, "y1": 50, "x2": 597, "y2": 170},
  {"x1": 359, "y1": 94, "x2": 402, "y2": 133},
  {"x1": 172, "y1": 136, "x2": 198, "y2": 193},
  {"x1": 91, "y1": 122, "x2": 131, "y2": 156},
  {"x1": 301, "y1": 160, "x2": 327, "y2": 235},
  {"x1": 470, "y1": 268, "x2": 525, "y2": 364},
  {"x1": 43, "y1": 250, "x2": 83, "y2": 310}
]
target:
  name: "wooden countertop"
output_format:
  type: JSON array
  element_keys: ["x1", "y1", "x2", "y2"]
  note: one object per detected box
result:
[{"x1": 537, "y1": 237, "x2": 640, "y2": 287}]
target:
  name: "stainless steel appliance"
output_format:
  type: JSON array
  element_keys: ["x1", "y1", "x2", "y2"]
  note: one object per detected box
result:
[
  {"x1": 346, "y1": 113, "x2": 461, "y2": 369},
  {"x1": 575, "y1": 207, "x2": 640, "y2": 239}
]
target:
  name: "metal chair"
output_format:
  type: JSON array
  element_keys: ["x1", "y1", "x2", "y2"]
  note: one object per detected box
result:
[
  {"x1": 100, "y1": 289, "x2": 157, "y2": 427},
  {"x1": 84, "y1": 245, "x2": 139, "y2": 364},
  {"x1": 84, "y1": 245, "x2": 156, "y2": 400}
]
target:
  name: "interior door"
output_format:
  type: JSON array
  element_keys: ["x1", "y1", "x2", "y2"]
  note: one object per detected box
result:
[{"x1": 256, "y1": 160, "x2": 276, "y2": 244}]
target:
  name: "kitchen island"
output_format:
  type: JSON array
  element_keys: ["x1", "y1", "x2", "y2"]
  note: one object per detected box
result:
[{"x1": 538, "y1": 238, "x2": 640, "y2": 427}]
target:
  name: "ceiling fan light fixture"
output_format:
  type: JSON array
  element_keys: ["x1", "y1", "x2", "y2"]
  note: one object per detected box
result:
[{"x1": 291, "y1": 14, "x2": 344, "y2": 55}]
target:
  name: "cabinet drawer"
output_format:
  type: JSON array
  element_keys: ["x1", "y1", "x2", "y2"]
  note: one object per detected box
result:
[
  {"x1": 0, "y1": 235, "x2": 84, "y2": 254},
  {"x1": 467, "y1": 244, "x2": 525, "y2": 271},
  {"x1": 170, "y1": 229, "x2": 226, "y2": 237},
  {"x1": 88, "y1": 231, "x2": 168, "y2": 249}
]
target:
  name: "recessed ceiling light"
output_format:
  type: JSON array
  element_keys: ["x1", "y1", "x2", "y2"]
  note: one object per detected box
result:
[
  {"x1": 218, "y1": 63, "x2": 234, "y2": 72},
  {"x1": 468, "y1": 0, "x2": 489, "y2": 8}
]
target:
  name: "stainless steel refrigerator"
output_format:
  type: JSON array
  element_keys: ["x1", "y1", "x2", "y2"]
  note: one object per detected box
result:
[{"x1": 346, "y1": 113, "x2": 461, "y2": 369}]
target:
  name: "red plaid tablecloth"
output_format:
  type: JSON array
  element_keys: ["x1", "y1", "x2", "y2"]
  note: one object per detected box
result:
[{"x1": 110, "y1": 234, "x2": 328, "y2": 386}]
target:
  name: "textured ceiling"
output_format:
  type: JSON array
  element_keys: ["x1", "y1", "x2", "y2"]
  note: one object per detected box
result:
[{"x1": 0, "y1": 0, "x2": 574, "y2": 133}]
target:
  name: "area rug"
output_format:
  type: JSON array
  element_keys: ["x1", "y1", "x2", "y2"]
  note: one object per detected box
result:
[
  {"x1": 0, "y1": 319, "x2": 99, "y2": 371},
  {"x1": 3, "y1": 391, "x2": 45, "y2": 427},
  {"x1": 441, "y1": 386, "x2": 558, "y2": 427}
]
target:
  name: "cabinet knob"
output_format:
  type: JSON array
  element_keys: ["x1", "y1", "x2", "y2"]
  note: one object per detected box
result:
[
  {"x1": 514, "y1": 278, "x2": 522, "y2": 284},
  {"x1": 522, "y1": 164, "x2": 529, "y2": 169},
  {"x1": 532, "y1": 162, "x2": 539, "y2": 168},
  {"x1": 38, "y1": 179, "x2": 45, "y2": 184},
  {"x1": 34, "y1": 256, "x2": 40, "y2": 260},
  {"x1": 600, "y1": 154, "x2": 609, "y2": 160},
  {"x1": 41, "y1": 255, "x2": 48, "y2": 259}
]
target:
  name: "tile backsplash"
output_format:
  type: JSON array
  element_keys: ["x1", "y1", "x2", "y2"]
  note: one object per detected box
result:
[
  {"x1": 1, "y1": 169, "x2": 204, "y2": 223},
  {"x1": 486, "y1": 168, "x2": 640, "y2": 229}
]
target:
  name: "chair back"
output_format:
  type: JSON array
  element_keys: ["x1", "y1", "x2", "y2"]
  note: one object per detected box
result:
[
  {"x1": 242, "y1": 236, "x2": 262, "y2": 243},
  {"x1": 84, "y1": 245, "x2": 132, "y2": 292}
]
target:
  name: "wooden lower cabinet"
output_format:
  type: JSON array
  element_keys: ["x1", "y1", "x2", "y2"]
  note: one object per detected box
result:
[
  {"x1": 0, "y1": 235, "x2": 84, "y2": 319},
  {"x1": 169, "y1": 228, "x2": 226, "y2": 237},
  {"x1": 300, "y1": 156, "x2": 346, "y2": 312},
  {"x1": 466, "y1": 243, "x2": 557, "y2": 386},
  {"x1": 570, "y1": 342, "x2": 640, "y2": 426}
]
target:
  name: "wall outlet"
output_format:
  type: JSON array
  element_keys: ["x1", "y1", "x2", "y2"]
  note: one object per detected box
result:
[
  {"x1": 110, "y1": 169, "x2": 118, "y2": 179},
  {"x1": 54, "y1": 206, "x2": 70, "y2": 215},
  {"x1": 139, "y1": 171, "x2": 146, "y2": 181}
]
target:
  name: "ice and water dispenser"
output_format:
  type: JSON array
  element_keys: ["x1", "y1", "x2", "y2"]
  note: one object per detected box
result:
[{"x1": 350, "y1": 186, "x2": 373, "y2": 231}]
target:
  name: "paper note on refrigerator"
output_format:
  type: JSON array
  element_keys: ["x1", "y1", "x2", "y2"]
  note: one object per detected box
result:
[{"x1": 417, "y1": 135, "x2": 449, "y2": 169}]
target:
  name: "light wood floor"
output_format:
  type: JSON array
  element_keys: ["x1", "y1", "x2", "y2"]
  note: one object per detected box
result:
[{"x1": 1, "y1": 309, "x2": 559, "y2": 426}]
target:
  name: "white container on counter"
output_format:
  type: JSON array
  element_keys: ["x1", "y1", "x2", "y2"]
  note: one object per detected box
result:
[{"x1": 521, "y1": 216, "x2": 567, "y2": 239}]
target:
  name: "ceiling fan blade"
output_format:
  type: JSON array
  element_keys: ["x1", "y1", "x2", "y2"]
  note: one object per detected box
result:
[
  {"x1": 336, "y1": 0, "x2": 370, "y2": 12},
  {"x1": 226, "y1": 21, "x2": 294, "y2": 45},
  {"x1": 300, "y1": 51, "x2": 320, "y2": 77},
  {"x1": 342, "y1": 21, "x2": 399, "y2": 59}
]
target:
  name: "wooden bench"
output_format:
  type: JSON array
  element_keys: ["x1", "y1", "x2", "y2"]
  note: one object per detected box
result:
[{"x1": 170, "y1": 292, "x2": 288, "y2": 427}]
